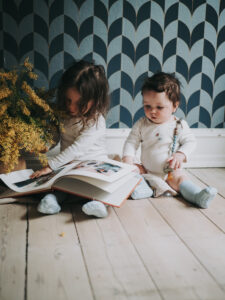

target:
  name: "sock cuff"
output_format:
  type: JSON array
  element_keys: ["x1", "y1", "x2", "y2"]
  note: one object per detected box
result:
[{"x1": 179, "y1": 180, "x2": 194, "y2": 190}]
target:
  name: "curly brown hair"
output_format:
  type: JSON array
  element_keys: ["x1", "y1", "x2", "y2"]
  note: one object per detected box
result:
[
  {"x1": 57, "y1": 60, "x2": 109, "y2": 128},
  {"x1": 141, "y1": 72, "x2": 181, "y2": 107}
]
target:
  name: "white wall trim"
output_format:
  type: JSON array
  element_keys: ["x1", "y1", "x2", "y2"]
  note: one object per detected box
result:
[
  {"x1": 26, "y1": 128, "x2": 225, "y2": 169},
  {"x1": 105, "y1": 128, "x2": 225, "y2": 168}
]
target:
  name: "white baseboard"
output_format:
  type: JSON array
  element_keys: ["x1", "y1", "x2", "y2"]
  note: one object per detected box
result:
[
  {"x1": 25, "y1": 128, "x2": 225, "y2": 169},
  {"x1": 105, "y1": 128, "x2": 225, "y2": 168}
]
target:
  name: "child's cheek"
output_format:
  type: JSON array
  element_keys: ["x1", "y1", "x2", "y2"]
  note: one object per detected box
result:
[{"x1": 144, "y1": 109, "x2": 150, "y2": 117}]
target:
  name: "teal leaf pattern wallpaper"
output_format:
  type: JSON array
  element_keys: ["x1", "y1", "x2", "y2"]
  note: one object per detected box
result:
[{"x1": 1, "y1": 0, "x2": 225, "y2": 128}]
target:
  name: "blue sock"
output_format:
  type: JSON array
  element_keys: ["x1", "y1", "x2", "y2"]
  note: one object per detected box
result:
[
  {"x1": 82, "y1": 201, "x2": 108, "y2": 218},
  {"x1": 179, "y1": 180, "x2": 217, "y2": 208},
  {"x1": 131, "y1": 175, "x2": 153, "y2": 200},
  {"x1": 37, "y1": 193, "x2": 61, "y2": 214}
]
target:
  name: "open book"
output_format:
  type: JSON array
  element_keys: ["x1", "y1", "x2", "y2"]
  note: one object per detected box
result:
[{"x1": 0, "y1": 159, "x2": 141, "y2": 207}]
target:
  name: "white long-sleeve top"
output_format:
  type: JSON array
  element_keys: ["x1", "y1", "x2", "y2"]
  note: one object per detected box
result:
[
  {"x1": 48, "y1": 115, "x2": 107, "y2": 170},
  {"x1": 123, "y1": 116, "x2": 196, "y2": 175}
]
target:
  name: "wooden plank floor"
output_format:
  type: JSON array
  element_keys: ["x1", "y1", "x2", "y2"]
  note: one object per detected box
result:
[{"x1": 1, "y1": 168, "x2": 225, "y2": 300}]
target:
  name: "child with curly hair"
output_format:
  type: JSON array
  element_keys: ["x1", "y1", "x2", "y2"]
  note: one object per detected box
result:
[{"x1": 31, "y1": 60, "x2": 110, "y2": 217}]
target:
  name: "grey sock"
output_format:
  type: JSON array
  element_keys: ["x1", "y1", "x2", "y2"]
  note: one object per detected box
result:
[
  {"x1": 37, "y1": 193, "x2": 61, "y2": 214},
  {"x1": 131, "y1": 175, "x2": 153, "y2": 200},
  {"x1": 179, "y1": 181, "x2": 217, "y2": 208},
  {"x1": 82, "y1": 201, "x2": 108, "y2": 218}
]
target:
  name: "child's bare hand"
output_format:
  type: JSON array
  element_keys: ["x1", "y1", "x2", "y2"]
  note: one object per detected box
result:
[
  {"x1": 122, "y1": 156, "x2": 134, "y2": 165},
  {"x1": 167, "y1": 152, "x2": 186, "y2": 170},
  {"x1": 135, "y1": 164, "x2": 146, "y2": 174},
  {"x1": 30, "y1": 166, "x2": 52, "y2": 179}
]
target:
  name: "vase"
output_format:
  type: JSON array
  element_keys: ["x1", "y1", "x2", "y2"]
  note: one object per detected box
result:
[{"x1": 0, "y1": 157, "x2": 26, "y2": 174}]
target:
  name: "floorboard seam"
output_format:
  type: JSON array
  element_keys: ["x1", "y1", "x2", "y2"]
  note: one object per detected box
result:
[
  {"x1": 113, "y1": 207, "x2": 165, "y2": 300},
  {"x1": 187, "y1": 170, "x2": 225, "y2": 233},
  {"x1": 71, "y1": 204, "x2": 96, "y2": 300},
  {"x1": 149, "y1": 199, "x2": 225, "y2": 294},
  {"x1": 24, "y1": 204, "x2": 29, "y2": 300}
]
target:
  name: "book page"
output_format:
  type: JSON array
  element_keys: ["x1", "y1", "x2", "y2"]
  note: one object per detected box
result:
[
  {"x1": 0, "y1": 169, "x2": 34, "y2": 192},
  {"x1": 0, "y1": 159, "x2": 135, "y2": 195},
  {"x1": 58, "y1": 172, "x2": 136, "y2": 193},
  {"x1": 63, "y1": 159, "x2": 137, "y2": 183},
  {"x1": 0, "y1": 162, "x2": 78, "y2": 193}
]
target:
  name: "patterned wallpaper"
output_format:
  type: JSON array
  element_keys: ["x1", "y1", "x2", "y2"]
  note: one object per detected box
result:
[{"x1": 1, "y1": 0, "x2": 225, "y2": 128}]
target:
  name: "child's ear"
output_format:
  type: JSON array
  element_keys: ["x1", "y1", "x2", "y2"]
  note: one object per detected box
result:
[
  {"x1": 87, "y1": 100, "x2": 93, "y2": 111},
  {"x1": 84, "y1": 100, "x2": 94, "y2": 114}
]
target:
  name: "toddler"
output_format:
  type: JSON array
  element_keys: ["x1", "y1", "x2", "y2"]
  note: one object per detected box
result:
[
  {"x1": 31, "y1": 60, "x2": 110, "y2": 217},
  {"x1": 123, "y1": 72, "x2": 217, "y2": 208}
]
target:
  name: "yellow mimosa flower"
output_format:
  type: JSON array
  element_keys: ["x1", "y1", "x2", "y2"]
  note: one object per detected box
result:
[{"x1": 0, "y1": 57, "x2": 62, "y2": 173}]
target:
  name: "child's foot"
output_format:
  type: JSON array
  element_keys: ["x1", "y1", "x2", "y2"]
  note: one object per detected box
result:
[
  {"x1": 82, "y1": 201, "x2": 108, "y2": 218},
  {"x1": 194, "y1": 187, "x2": 217, "y2": 208},
  {"x1": 131, "y1": 175, "x2": 153, "y2": 199},
  {"x1": 37, "y1": 194, "x2": 61, "y2": 214}
]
